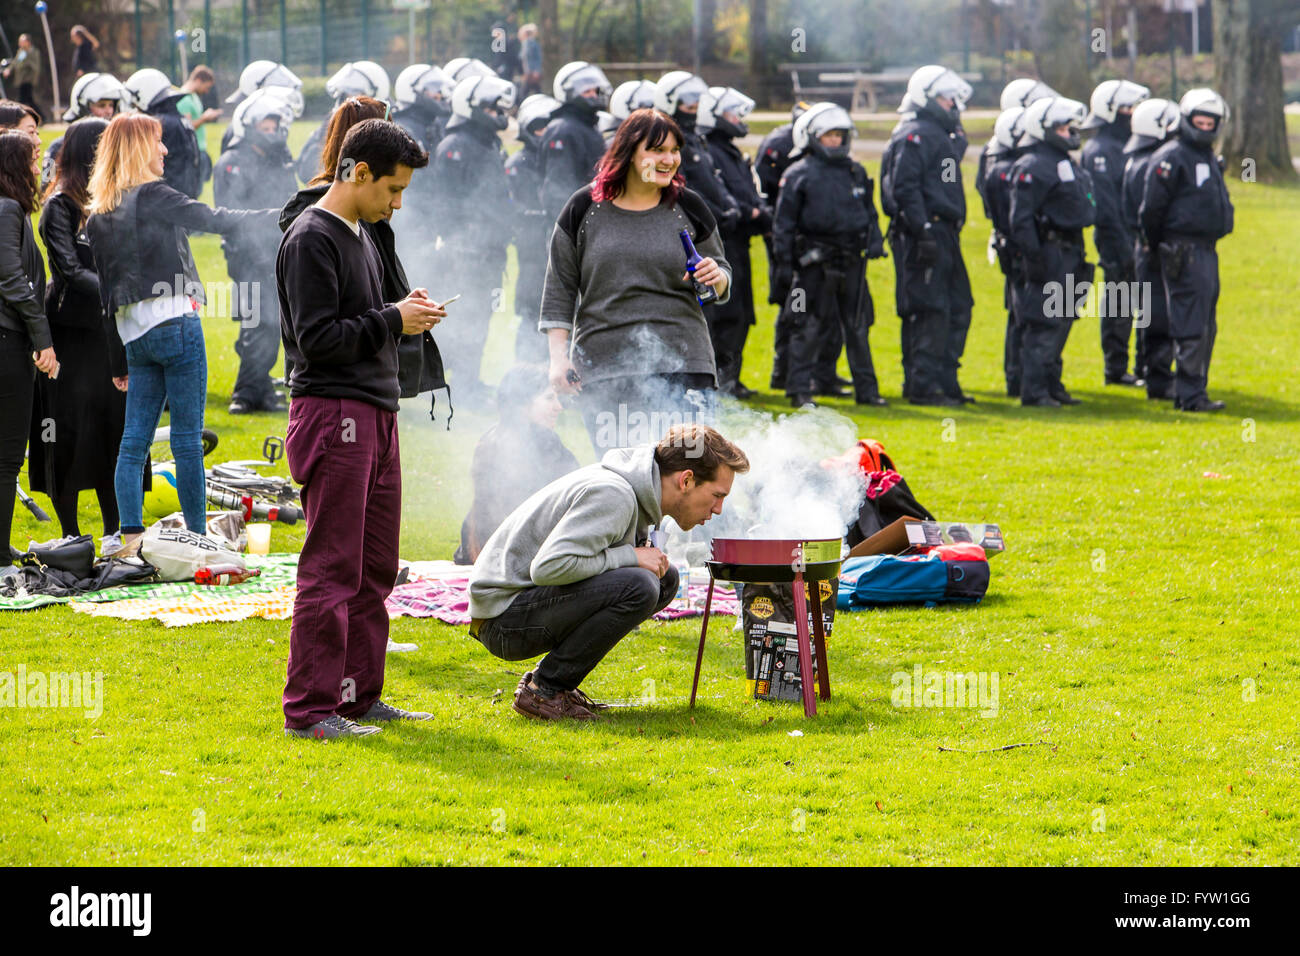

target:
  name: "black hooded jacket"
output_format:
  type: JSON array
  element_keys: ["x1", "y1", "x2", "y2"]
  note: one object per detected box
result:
[{"x1": 279, "y1": 183, "x2": 446, "y2": 402}]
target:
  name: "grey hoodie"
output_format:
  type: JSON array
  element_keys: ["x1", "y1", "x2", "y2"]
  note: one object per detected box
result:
[{"x1": 468, "y1": 445, "x2": 664, "y2": 619}]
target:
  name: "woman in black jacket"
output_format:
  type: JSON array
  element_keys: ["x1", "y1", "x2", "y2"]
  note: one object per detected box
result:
[
  {"x1": 0, "y1": 130, "x2": 57, "y2": 558},
  {"x1": 30, "y1": 117, "x2": 122, "y2": 544}
]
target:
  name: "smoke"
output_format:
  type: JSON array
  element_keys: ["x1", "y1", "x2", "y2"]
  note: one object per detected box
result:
[{"x1": 661, "y1": 402, "x2": 868, "y2": 561}]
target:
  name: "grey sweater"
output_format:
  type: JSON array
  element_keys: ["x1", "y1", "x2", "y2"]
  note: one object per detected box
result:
[
  {"x1": 469, "y1": 445, "x2": 663, "y2": 619},
  {"x1": 539, "y1": 185, "x2": 730, "y2": 384}
]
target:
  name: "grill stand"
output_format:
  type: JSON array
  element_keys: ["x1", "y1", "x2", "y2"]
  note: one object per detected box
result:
[{"x1": 690, "y1": 571, "x2": 831, "y2": 718}]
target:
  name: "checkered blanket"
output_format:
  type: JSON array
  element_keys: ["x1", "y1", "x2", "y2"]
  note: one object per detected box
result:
[{"x1": 61, "y1": 556, "x2": 738, "y2": 628}]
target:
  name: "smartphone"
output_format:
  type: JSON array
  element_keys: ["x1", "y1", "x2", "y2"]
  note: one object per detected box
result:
[{"x1": 438, "y1": 294, "x2": 462, "y2": 309}]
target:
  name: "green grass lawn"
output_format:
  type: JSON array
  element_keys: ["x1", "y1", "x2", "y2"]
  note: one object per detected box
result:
[{"x1": 2, "y1": 123, "x2": 1297, "y2": 866}]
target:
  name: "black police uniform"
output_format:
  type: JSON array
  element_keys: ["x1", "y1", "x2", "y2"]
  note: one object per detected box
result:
[
  {"x1": 772, "y1": 149, "x2": 886, "y2": 404},
  {"x1": 979, "y1": 142, "x2": 1027, "y2": 396},
  {"x1": 505, "y1": 137, "x2": 551, "y2": 363},
  {"x1": 888, "y1": 109, "x2": 973, "y2": 403},
  {"x1": 214, "y1": 134, "x2": 300, "y2": 410},
  {"x1": 1083, "y1": 119, "x2": 1142, "y2": 382},
  {"x1": 537, "y1": 103, "x2": 606, "y2": 220},
  {"x1": 432, "y1": 120, "x2": 512, "y2": 394},
  {"x1": 1121, "y1": 139, "x2": 1174, "y2": 399},
  {"x1": 153, "y1": 100, "x2": 203, "y2": 199},
  {"x1": 296, "y1": 117, "x2": 329, "y2": 183},
  {"x1": 756, "y1": 121, "x2": 843, "y2": 392},
  {"x1": 705, "y1": 127, "x2": 771, "y2": 394},
  {"x1": 1008, "y1": 140, "x2": 1097, "y2": 405},
  {"x1": 1139, "y1": 130, "x2": 1233, "y2": 411}
]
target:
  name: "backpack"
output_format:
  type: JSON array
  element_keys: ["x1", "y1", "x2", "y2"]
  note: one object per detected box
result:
[
  {"x1": 823, "y1": 439, "x2": 934, "y2": 546},
  {"x1": 837, "y1": 546, "x2": 989, "y2": 609}
]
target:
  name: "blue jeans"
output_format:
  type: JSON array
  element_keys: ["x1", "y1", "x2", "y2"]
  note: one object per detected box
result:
[{"x1": 115, "y1": 314, "x2": 207, "y2": 533}]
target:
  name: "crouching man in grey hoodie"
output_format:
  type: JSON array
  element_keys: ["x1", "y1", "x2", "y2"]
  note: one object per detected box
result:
[{"x1": 468, "y1": 424, "x2": 750, "y2": 720}]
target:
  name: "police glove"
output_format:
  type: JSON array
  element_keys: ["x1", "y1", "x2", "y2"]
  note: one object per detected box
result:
[
  {"x1": 867, "y1": 236, "x2": 887, "y2": 260},
  {"x1": 770, "y1": 266, "x2": 793, "y2": 305}
]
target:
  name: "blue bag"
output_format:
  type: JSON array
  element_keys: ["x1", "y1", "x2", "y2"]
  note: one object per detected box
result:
[{"x1": 837, "y1": 553, "x2": 988, "y2": 609}]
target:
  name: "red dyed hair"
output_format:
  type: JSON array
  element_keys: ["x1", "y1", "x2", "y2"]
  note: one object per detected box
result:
[{"x1": 591, "y1": 108, "x2": 686, "y2": 205}]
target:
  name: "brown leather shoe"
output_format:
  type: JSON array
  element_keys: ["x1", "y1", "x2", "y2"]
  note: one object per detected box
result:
[
  {"x1": 566, "y1": 686, "x2": 610, "y2": 712},
  {"x1": 512, "y1": 682, "x2": 598, "y2": 721}
]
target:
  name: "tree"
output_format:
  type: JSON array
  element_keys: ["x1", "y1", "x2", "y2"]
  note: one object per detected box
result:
[
  {"x1": 748, "y1": 0, "x2": 769, "y2": 106},
  {"x1": 1212, "y1": 0, "x2": 1297, "y2": 182},
  {"x1": 539, "y1": 0, "x2": 561, "y2": 90},
  {"x1": 1031, "y1": 0, "x2": 1091, "y2": 97}
]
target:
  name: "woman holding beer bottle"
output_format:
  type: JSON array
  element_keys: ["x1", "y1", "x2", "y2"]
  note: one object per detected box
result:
[{"x1": 539, "y1": 107, "x2": 730, "y2": 451}]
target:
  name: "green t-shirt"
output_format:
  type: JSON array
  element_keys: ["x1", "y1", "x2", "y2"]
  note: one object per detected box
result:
[{"x1": 177, "y1": 92, "x2": 206, "y2": 150}]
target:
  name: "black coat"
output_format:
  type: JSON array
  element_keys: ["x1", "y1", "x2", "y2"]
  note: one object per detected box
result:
[
  {"x1": 1082, "y1": 123, "x2": 1136, "y2": 272},
  {"x1": 705, "y1": 131, "x2": 772, "y2": 238},
  {"x1": 0, "y1": 197, "x2": 50, "y2": 350},
  {"x1": 29, "y1": 193, "x2": 127, "y2": 494},
  {"x1": 153, "y1": 100, "x2": 203, "y2": 199},
  {"x1": 1139, "y1": 135, "x2": 1234, "y2": 246},
  {"x1": 537, "y1": 104, "x2": 604, "y2": 218},
  {"x1": 888, "y1": 113, "x2": 967, "y2": 236},
  {"x1": 279, "y1": 184, "x2": 446, "y2": 401},
  {"x1": 754, "y1": 122, "x2": 796, "y2": 206},
  {"x1": 679, "y1": 130, "x2": 740, "y2": 235},
  {"x1": 433, "y1": 121, "x2": 512, "y2": 255},
  {"x1": 213, "y1": 139, "x2": 300, "y2": 276}
]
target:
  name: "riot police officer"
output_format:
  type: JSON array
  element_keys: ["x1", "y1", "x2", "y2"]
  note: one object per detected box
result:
[
  {"x1": 757, "y1": 101, "x2": 844, "y2": 393},
  {"x1": 977, "y1": 106, "x2": 1029, "y2": 396},
  {"x1": 887, "y1": 65, "x2": 973, "y2": 406},
  {"x1": 657, "y1": 71, "x2": 740, "y2": 235},
  {"x1": 508, "y1": 93, "x2": 561, "y2": 363},
  {"x1": 604, "y1": 80, "x2": 669, "y2": 140},
  {"x1": 220, "y1": 60, "x2": 303, "y2": 153},
  {"x1": 215, "y1": 88, "x2": 299, "y2": 414},
  {"x1": 1009, "y1": 96, "x2": 1097, "y2": 407},
  {"x1": 1082, "y1": 79, "x2": 1150, "y2": 387},
  {"x1": 43, "y1": 72, "x2": 124, "y2": 191},
  {"x1": 701, "y1": 86, "x2": 769, "y2": 398},
  {"x1": 1121, "y1": 98, "x2": 1180, "y2": 401},
  {"x1": 124, "y1": 69, "x2": 203, "y2": 198},
  {"x1": 296, "y1": 60, "x2": 389, "y2": 182},
  {"x1": 1139, "y1": 89, "x2": 1234, "y2": 412},
  {"x1": 392, "y1": 63, "x2": 454, "y2": 150},
  {"x1": 432, "y1": 74, "x2": 517, "y2": 399},
  {"x1": 538, "y1": 61, "x2": 611, "y2": 219},
  {"x1": 772, "y1": 103, "x2": 888, "y2": 409}
]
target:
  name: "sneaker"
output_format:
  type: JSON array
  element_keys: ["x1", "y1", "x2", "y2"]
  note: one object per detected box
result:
[
  {"x1": 100, "y1": 531, "x2": 123, "y2": 558},
  {"x1": 284, "y1": 715, "x2": 382, "y2": 739},
  {"x1": 386, "y1": 637, "x2": 419, "y2": 653},
  {"x1": 357, "y1": 699, "x2": 433, "y2": 722},
  {"x1": 512, "y1": 681, "x2": 598, "y2": 721}
]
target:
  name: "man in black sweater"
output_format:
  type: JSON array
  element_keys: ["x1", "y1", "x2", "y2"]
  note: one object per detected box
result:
[{"x1": 276, "y1": 119, "x2": 444, "y2": 740}]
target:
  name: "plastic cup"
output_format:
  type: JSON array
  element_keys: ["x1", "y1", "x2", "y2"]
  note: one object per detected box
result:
[{"x1": 246, "y1": 522, "x2": 272, "y2": 556}]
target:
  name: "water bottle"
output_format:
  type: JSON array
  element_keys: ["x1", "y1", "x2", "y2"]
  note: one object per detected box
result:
[
  {"x1": 679, "y1": 229, "x2": 718, "y2": 305},
  {"x1": 674, "y1": 558, "x2": 691, "y2": 607}
]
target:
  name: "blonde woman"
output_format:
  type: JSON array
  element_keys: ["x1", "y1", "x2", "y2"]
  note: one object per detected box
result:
[{"x1": 85, "y1": 113, "x2": 273, "y2": 554}]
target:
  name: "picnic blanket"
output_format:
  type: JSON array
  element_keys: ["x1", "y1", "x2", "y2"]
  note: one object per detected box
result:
[{"x1": 64, "y1": 556, "x2": 739, "y2": 628}]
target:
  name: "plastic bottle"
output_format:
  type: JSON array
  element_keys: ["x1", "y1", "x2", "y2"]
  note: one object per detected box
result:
[{"x1": 194, "y1": 565, "x2": 262, "y2": 586}]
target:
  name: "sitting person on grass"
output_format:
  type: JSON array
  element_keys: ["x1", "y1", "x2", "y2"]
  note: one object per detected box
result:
[
  {"x1": 468, "y1": 423, "x2": 749, "y2": 721},
  {"x1": 454, "y1": 363, "x2": 581, "y2": 565}
]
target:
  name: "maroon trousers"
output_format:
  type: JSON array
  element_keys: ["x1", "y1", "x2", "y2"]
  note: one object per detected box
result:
[{"x1": 282, "y1": 396, "x2": 401, "y2": 729}]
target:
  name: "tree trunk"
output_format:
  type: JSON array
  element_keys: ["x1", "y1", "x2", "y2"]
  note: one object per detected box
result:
[
  {"x1": 539, "y1": 0, "x2": 561, "y2": 92},
  {"x1": 1031, "y1": 0, "x2": 1090, "y2": 99},
  {"x1": 699, "y1": 0, "x2": 718, "y2": 66},
  {"x1": 1212, "y1": 0, "x2": 1297, "y2": 182},
  {"x1": 748, "y1": 0, "x2": 769, "y2": 106}
]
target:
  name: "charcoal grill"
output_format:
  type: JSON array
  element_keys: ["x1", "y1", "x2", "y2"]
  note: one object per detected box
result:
[{"x1": 690, "y1": 537, "x2": 842, "y2": 717}]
